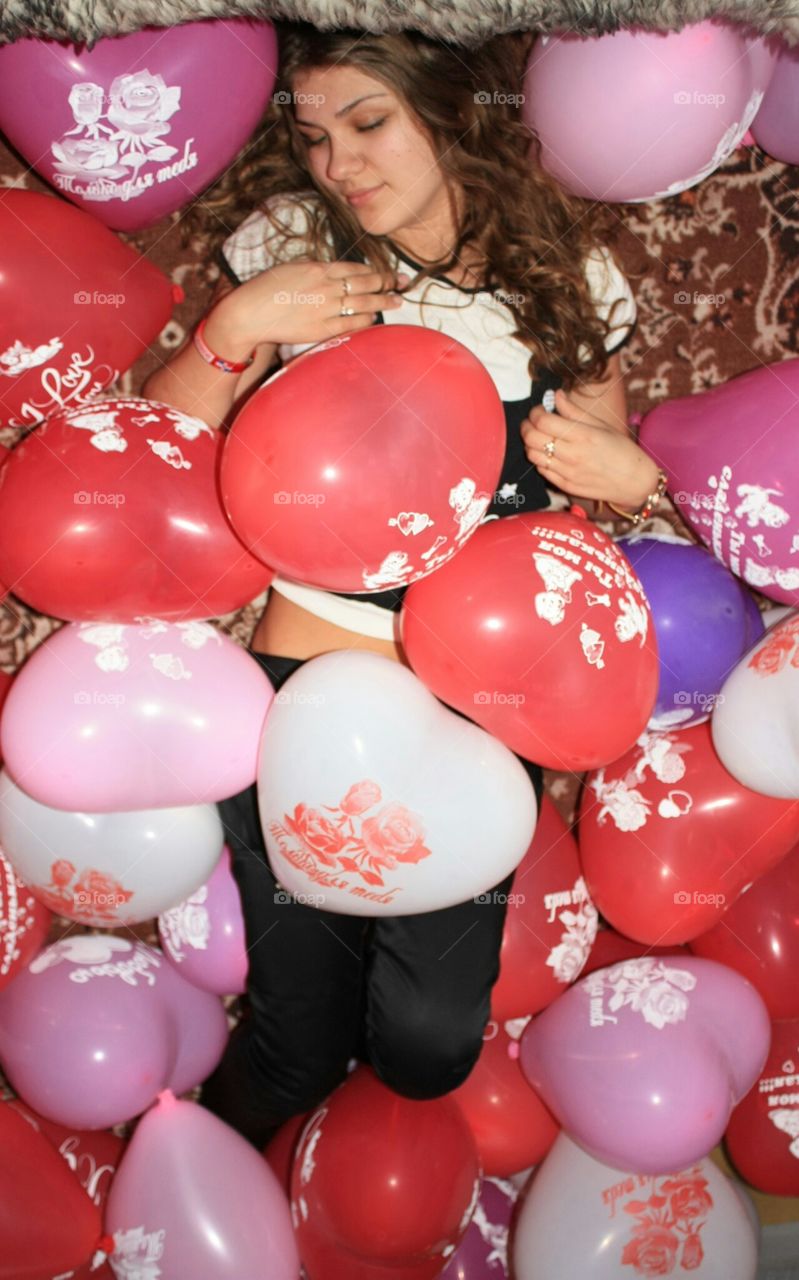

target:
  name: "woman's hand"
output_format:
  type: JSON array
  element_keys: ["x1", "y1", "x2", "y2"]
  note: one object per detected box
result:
[
  {"x1": 209, "y1": 259, "x2": 409, "y2": 352},
  {"x1": 521, "y1": 387, "x2": 660, "y2": 509}
]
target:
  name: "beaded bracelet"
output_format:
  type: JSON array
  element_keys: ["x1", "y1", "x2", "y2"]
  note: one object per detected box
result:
[
  {"x1": 193, "y1": 314, "x2": 255, "y2": 374},
  {"x1": 606, "y1": 469, "x2": 669, "y2": 526}
]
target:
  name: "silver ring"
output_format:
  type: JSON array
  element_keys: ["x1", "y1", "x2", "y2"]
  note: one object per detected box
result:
[
  {"x1": 339, "y1": 304, "x2": 355, "y2": 317},
  {"x1": 544, "y1": 438, "x2": 556, "y2": 460},
  {"x1": 341, "y1": 276, "x2": 352, "y2": 296}
]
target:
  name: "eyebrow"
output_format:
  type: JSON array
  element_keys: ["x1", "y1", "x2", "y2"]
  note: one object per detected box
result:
[{"x1": 295, "y1": 92, "x2": 390, "y2": 127}]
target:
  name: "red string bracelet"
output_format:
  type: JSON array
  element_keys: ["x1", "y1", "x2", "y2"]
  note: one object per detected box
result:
[{"x1": 193, "y1": 314, "x2": 255, "y2": 374}]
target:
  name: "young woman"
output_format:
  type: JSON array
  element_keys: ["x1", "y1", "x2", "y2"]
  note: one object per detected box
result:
[{"x1": 144, "y1": 23, "x2": 665, "y2": 1147}]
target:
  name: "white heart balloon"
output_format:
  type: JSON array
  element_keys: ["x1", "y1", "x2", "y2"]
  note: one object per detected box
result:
[
  {"x1": 0, "y1": 769, "x2": 223, "y2": 926},
  {"x1": 257, "y1": 652, "x2": 537, "y2": 915},
  {"x1": 513, "y1": 1133, "x2": 758, "y2": 1280},
  {"x1": 712, "y1": 610, "x2": 799, "y2": 798}
]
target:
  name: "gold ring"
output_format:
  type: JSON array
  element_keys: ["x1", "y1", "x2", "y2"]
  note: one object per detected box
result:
[
  {"x1": 544, "y1": 438, "x2": 556, "y2": 460},
  {"x1": 339, "y1": 304, "x2": 355, "y2": 317},
  {"x1": 341, "y1": 277, "x2": 352, "y2": 296}
]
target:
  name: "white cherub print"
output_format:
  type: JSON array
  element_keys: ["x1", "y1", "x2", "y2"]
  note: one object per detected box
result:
[
  {"x1": 450, "y1": 477, "x2": 490, "y2": 541},
  {"x1": 615, "y1": 592, "x2": 649, "y2": 645},
  {"x1": 734, "y1": 484, "x2": 789, "y2": 529},
  {"x1": 147, "y1": 439, "x2": 191, "y2": 470},
  {"x1": 532, "y1": 552, "x2": 583, "y2": 626},
  {"x1": 150, "y1": 653, "x2": 191, "y2": 680},
  {"x1": 634, "y1": 731, "x2": 690, "y2": 784},
  {"x1": 580, "y1": 623, "x2": 606, "y2": 669},
  {"x1": 590, "y1": 770, "x2": 652, "y2": 831},
  {"x1": 0, "y1": 336, "x2": 64, "y2": 376},
  {"x1": 167, "y1": 410, "x2": 215, "y2": 440},
  {"x1": 769, "y1": 1109, "x2": 799, "y2": 1158},
  {"x1": 362, "y1": 550, "x2": 413, "y2": 590}
]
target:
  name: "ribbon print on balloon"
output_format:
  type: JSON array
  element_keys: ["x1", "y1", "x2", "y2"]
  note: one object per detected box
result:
[
  {"x1": 51, "y1": 71, "x2": 191, "y2": 206},
  {"x1": 584, "y1": 958, "x2": 697, "y2": 1030},
  {"x1": 601, "y1": 1166, "x2": 713, "y2": 1275},
  {"x1": 269, "y1": 780, "x2": 432, "y2": 902}
]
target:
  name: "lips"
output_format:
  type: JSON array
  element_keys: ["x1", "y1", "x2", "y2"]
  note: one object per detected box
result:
[{"x1": 345, "y1": 184, "x2": 384, "y2": 204}]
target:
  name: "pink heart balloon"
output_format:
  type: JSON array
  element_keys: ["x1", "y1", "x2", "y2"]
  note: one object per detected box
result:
[
  {"x1": 159, "y1": 846, "x2": 248, "y2": 996},
  {"x1": 106, "y1": 1092, "x2": 299, "y2": 1279},
  {"x1": 0, "y1": 936, "x2": 227, "y2": 1129},
  {"x1": 0, "y1": 20, "x2": 278, "y2": 231},
  {"x1": 258, "y1": 652, "x2": 537, "y2": 915},
  {"x1": 519, "y1": 955, "x2": 769, "y2": 1173},
  {"x1": 640, "y1": 359, "x2": 799, "y2": 604},
  {"x1": 0, "y1": 620, "x2": 273, "y2": 810}
]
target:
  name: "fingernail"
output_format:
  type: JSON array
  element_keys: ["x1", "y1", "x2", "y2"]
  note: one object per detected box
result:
[{"x1": 397, "y1": 272, "x2": 411, "y2": 283}]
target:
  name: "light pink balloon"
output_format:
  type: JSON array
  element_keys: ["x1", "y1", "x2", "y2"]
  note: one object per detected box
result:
[
  {"x1": 159, "y1": 846, "x2": 248, "y2": 996},
  {"x1": 0, "y1": 620, "x2": 273, "y2": 811},
  {"x1": 106, "y1": 1092, "x2": 300, "y2": 1279},
  {"x1": 640, "y1": 359, "x2": 799, "y2": 605},
  {"x1": 0, "y1": 21, "x2": 278, "y2": 232},
  {"x1": 523, "y1": 23, "x2": 775, "y2": 202},
  {"x1": 0, "y1": 936, "x2": 227, "y2": 1129},
  {"x1": 752, "y1": 40, "x2": 799, "y2": 164},
  {"x1": 520, "y1": 955, "x2": 769, "y2": 1173}
]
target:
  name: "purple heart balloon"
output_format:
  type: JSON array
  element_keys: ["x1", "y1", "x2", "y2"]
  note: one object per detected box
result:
[
  {"x1": 519, "y1": 955, "x2": 769, "y2": 1173},
  {"x1": 159, "y1": 845, "x2": 248, "y2": 996},
  {"x1": 441, "y1": 1177, "x2": 517, "y2": 1279}
]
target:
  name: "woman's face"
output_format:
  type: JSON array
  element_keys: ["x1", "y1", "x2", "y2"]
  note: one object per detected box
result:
[{"x1": 291, "y1": 63, "x2": 456, "y2": 254}]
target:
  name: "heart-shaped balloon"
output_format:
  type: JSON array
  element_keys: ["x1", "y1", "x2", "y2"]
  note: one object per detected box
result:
[
  {"x1": 0, "y1": 398, "x2": 272, "y2": 622},
  {"x1": 1, "y1": 620, "x2": 273, "y2": 811},
  {"x1": 0, "y1": 21, "x2": 278, "y2": 232},
  {"x1": 0, "y1": 936, "x2": 227, "y2": 1129},
  {"x1": 222, "y1": 325, "x2": 504, "y2": 592},
  {"x1": 725, "y1": 1017, "x2": 799, "y2": 1196},
  {"x1": 0, "y1": 189, "x2": 173, "y2": 431},
  {"x1": 579, "y1": 721, "x2": 799, "y2": 943},
  {"x1": 712, "y1": 610, "x2": 799, "y2": 797},
  {"x1": 640, "y1": 359, "x2": 799, "y2": 604},
  {"x1": 691, "y1": 838, "x2": 799, "y2": 1019},
  {"x1": 452, "y1": 1019, "x2": 558, "y2": 1176},
  {"x1": 0, "y1": 845, "x2": 50, "y2": 992},
  {"x1": 402, "y1": 509, "x2": 658, "y2": 771},
  {"x1": 519, "y1": 955, "x2": 769, "y2": 1173},
  {"x1": 441, "y1": 1176, "x2": 517, "y2": 1280},
  {"x1": 0, "y1": 769, "x2": 224, "y2": 927},
  {"x1": 751, "y1": 39, "x2": 799, "y2": 164},
  {"x1": 158, "y1": 846, "x2": 248, "y2": 996},
  {"x1": 582, "y1": 928, "x2": 689, "y2": 978},
  {"x1": 258, "y1": 651, "x2": 537, "y2": 915},
  {"x1": 513, "y1": 1132, "x2": 759, "y2": 1280},
  {"x1": 617, "y1": 535, "x2": 764, "y2": 730},
  {"x1": 106, "y1": 1092, "x2": 299, "y2": 1279},
  {"x1": 492, "y1": 795, "x2": 597, "y2": 1020}
]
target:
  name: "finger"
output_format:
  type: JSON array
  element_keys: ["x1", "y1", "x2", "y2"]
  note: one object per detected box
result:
[
  {"x1": 329, "y1": 265, "x2": 407, "y2": 295},
  {"x1": 522, "y1": 422, "x2": 574, "y2": 453}
]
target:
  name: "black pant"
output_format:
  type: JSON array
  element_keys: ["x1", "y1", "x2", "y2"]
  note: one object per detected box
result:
[{"x1": 201, "y1": 652, "x2": 542, "y2": 1147}]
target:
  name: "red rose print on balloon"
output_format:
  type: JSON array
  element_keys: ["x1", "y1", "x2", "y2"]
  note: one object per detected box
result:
[
  {"x1": 274, "y1": 782, "x2": 432, "y2": 889},
  {"x1": 32, "y1": 859, "x2": 134, "y2": 922},
  {"x1": 622, "y1": 1224, "x2": 679, "y2": 1277},
  {"x1": 616, "y1": 1167, "x2": 713, "y2": 1276}
]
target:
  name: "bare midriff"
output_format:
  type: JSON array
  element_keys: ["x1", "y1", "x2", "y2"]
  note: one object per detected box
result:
[{"x1": 252, "y1": 586, "x2": 407, "y2": 665}]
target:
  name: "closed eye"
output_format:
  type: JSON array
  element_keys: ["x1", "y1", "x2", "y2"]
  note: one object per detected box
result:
[{"x1": 300, "y1": 118, "x2": 387, "y2": 148}]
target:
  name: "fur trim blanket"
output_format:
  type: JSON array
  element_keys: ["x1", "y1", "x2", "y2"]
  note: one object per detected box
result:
[{"x1": 1, "y1": 0, "x2": 798, "y2": 48}]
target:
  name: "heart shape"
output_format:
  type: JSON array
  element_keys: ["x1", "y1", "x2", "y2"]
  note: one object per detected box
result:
[
  {"x1": 257, "y1": 651, "x2": 537, "y2": 915},
  {"x1": 520, "y1": 955, "x2": 769, "y2": 1173},
  {"x1": 726, "y1": 1019, "x2": 799, "y2": 1196}
]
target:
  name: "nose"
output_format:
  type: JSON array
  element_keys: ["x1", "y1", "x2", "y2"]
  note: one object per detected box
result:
[{"x1": 325, "y1": 132, "x2": 364, "y2": 184}]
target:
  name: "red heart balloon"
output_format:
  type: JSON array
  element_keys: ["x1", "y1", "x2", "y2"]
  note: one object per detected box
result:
[
  {"x1": 492, "y1": 795, "x2": 597, "y2": 1020},
  {"x1": 579, "y1": 722, "x2": 799, "y2": 944},
  {"x1": 582, "y1": 927, "x2": 689, "y2": 977},
  {"x1": 0, "y1": 397, "x2": 272, "y2": 621},
  {"x1": 725, "y1": 1018, "x2": 799, "y2": 1196},
  {"x1": 691, "y1": 838, "x2": 799, "y2": 1018},
  {"x1": 402, "y1": 509, "x2": 658, "y2": 770},
  {"x1": 0, "y1": 847, "x2": 51, "y2": 992},
  {"x1": 451, "y1": 1020, "x2": 559, "y2": 1176},
  {"x1": 0, "y1": 190, "x2": 173, "y2": 430}
]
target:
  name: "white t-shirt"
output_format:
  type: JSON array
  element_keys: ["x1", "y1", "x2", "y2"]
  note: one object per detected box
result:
[{"x1": 221, "y1": 195, "x2": 637, "y2": 641}]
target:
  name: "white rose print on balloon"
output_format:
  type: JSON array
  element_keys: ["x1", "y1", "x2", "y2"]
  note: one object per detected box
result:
[
  {"x1": 50, "y1": 72, "x2": 193, "y2": 203},
  {"x1": 590, "y1": 731, "x2": 693, "y2": 831},
  {"x1": 587, "y1": 957, "x2": 697, "y2": 1031},
  {"x1": 545, "y1": 876, "x2": 599, "y2": 984}
]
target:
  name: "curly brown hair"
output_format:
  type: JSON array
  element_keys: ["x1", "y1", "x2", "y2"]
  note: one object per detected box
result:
[{"x1": 185, "y1": 23, "x2": 627, "y2": 389}]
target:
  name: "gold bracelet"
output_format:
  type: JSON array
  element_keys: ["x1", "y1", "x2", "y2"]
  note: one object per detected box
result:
[{"x1": 606, "y1": 469, "x2": 669, "y2": 526}]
